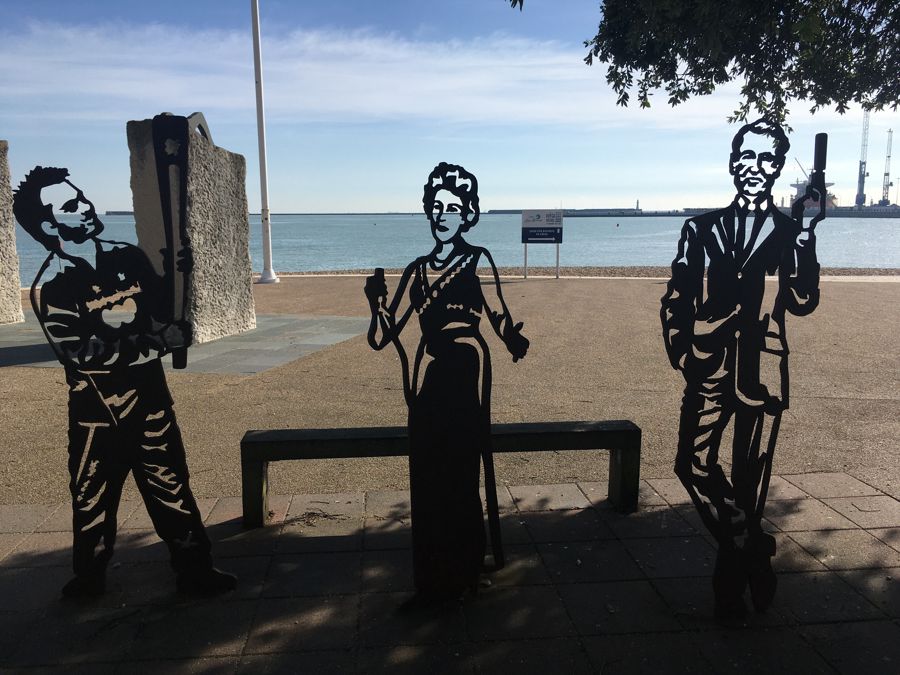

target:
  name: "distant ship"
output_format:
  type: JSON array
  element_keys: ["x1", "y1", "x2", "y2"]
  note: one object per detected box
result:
[
  {"x1": 790, "y1": 178, "x2": 838, "y2": 210},
  {"x1": 788, "y1": 179, "x2": 900, "y2": 217}
]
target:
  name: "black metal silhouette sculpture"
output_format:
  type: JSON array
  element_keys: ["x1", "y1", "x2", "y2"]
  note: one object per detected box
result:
[
  {"x1": 12, "y1": 167, "x2": 236, "y2": 598},
  {"x1": 365, "y1": 163, "x2": 529, "y2": 603},
  {"x1": 147, "y1": 112, "x2": 204, "y2": 368},
  {"x1": 661, "y1": 120, "x2": 826, "y2": 621}
]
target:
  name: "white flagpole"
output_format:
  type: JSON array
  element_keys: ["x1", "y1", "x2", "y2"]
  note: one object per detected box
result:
[{"x1": 251, "y1": 0, "x2": 278, "y2": 283}]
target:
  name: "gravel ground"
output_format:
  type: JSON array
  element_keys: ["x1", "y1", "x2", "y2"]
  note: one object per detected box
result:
[{"x1": 4, "y1": 275, "x2": 899, "y2": 505}]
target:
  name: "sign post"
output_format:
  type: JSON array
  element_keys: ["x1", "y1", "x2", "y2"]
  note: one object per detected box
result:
[{"x1": 521, "y1": 209, "x2": 563, "y2": 278}]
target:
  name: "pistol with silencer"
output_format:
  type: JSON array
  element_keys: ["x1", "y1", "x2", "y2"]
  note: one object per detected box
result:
[{"x1": 792, "y1": 132, "x2": 828, "y2": 229}]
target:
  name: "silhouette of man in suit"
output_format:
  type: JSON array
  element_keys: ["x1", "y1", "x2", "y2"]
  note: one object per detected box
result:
[{"x1": 661, "y1": 119, "x2": 821, "y2": 620}]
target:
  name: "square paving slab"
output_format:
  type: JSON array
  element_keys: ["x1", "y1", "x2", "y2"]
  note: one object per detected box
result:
[{"x1": 1, "y1": 474, "x2": 899, "y2": 672}]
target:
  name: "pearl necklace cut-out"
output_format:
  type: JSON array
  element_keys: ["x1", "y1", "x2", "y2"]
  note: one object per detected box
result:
[{"x1": 417, "y1": 253, "x2": 474, "y2": 314}]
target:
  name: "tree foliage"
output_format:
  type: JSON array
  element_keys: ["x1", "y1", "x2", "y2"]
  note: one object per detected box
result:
[{"x1": 509, "y1": 0, "x2": 899, "y2": 122}]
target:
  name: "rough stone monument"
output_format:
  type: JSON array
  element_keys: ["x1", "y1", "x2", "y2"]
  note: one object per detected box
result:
[
  {"x1": 127, "y1": 113, "x2": 255, "y2": 345},
  {"x1": 0, "y1": 141, "x2": 24, "y2": 324}
]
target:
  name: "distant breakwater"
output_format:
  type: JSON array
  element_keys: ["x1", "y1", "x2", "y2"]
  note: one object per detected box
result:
[{"x1": 18, "y1": 212, "x2": 900, "y2": 287}]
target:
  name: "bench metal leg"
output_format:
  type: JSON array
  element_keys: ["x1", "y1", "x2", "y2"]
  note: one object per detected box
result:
[
  {"x1": 242, "y1": 458, "x2": 269, "y2": 528},
  {"x1": 481, "y1": 449, "x2": 505, "y2": 570},
  {"x1": 608, "y1": 432, "x2": 641, "y2": 513}
]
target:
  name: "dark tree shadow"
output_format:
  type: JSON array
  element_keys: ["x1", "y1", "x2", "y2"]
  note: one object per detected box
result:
[{"x1": 2, "y1": 488, "x2": 894, "y2": 672}]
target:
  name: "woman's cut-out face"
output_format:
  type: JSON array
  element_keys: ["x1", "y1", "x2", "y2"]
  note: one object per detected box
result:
[{"x1": 429, "y1": 188, "x2": 467, "y2": 244}]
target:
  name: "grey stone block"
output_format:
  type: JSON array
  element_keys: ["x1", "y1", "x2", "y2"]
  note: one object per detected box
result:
[
  {"x1": 127, "y1": 114, "x2": 256, "y2": 344},
  {"x1": 0, "y1": 141, "x2": 24, "y2": 325}
]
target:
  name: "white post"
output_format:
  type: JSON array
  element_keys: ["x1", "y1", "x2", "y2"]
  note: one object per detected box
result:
[
  {"x1": 523, "y1": 243, "x2": 528, "y2": 279},
  {"x1": 555, "y1": 243, "x2": 559, "y2": 279},
  {"x1": 251, "y1": 0, "x2": 278, "y2": 283}
]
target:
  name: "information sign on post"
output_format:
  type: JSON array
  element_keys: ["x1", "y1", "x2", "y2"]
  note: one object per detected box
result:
[{"x1": 521, "y1": 209, "x2": 564, "y2": 278}]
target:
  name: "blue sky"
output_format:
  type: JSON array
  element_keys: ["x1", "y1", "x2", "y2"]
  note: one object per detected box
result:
[{"x1": 2, "y1": 0, "x2": 898, "y2": 212}]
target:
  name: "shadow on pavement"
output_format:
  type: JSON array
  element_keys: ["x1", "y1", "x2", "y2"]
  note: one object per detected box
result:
[
  {"x1": 0, "y1": 484, "x2": 899, "y2": 672},
  {"x1": 0, "y1": 342, "x2": 56, "y2": 367}
]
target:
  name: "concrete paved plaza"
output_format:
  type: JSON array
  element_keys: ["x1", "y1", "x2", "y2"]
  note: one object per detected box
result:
[
  {"x1": 0, "y1": 275, "x2": 898, "y2": 672},
  {"x1": 1, "y1": 472, "x2": 899, "y2": 673},
  {"x1": 0, "y1": 311, "x2": 369, "y2": 375}
]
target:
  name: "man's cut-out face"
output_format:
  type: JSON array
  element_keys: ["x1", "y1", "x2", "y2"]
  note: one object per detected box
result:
[
  {"x1": 429, "y1": 188, "x2": 467, "y2": 244},
  {"x1": 729, "y1": 132, "x2": 784, "y2": 200},
  {"x1": 40, "y1": 180, "x2": 105, "y2": 245}
]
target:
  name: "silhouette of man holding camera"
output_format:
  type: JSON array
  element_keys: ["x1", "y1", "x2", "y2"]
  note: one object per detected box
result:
[{"x1": 14, "y1": 166, "x2": 235, "y2": 599}]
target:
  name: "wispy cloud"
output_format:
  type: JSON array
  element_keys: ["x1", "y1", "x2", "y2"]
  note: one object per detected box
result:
[
  {"x1": 0, "y1": 21, "x2": 749, "y2": 130},
  {"x1": 0, "y1": 22, "x2": 253, "y2": 122},
  {"x1": 2, "y1": 20, "x2": 894, "y2": 211}
]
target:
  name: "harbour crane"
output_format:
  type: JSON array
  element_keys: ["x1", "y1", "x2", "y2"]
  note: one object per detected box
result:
[
  {"x1": 878, "y1": 129, "x2": 893, "y2": 206},
  {"x1": 854, "y1": 111, "x2": 870, "y2": 207}
]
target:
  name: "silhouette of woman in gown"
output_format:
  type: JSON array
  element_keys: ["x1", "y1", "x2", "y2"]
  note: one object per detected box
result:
[{"x1": 365, "y1": 163, "x2": 528, "y2": 601}]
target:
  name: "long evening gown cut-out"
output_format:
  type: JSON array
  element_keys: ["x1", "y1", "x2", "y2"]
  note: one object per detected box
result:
[
  {"x1": 408, "y1": 251, "x2": 490, "y2": 596},
  {"x1": 366, "y1": 163, "x2": 528, "y2": 602}
]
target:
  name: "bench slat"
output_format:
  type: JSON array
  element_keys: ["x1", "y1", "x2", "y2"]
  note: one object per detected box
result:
[{"x1": 241, "y1": 420, "x2": 639, "y2": 461}]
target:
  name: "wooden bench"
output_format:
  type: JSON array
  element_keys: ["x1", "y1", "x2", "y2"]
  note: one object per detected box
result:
[{"x1": 241, "y1": 420, "x2": 641, "y2": 565}]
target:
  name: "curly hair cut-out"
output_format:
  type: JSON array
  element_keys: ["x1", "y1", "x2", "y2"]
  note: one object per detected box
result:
[
  {"x1": 13, "y1": 166, "x2": 71, "y2": 250},
  {"x1": 422, "y1": 162, "x2": 480, "y2": 231}
]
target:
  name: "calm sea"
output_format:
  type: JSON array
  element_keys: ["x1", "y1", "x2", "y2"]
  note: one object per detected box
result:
[{"x1": 13, "y1": 213, "x2": 900, "y2": 286}]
